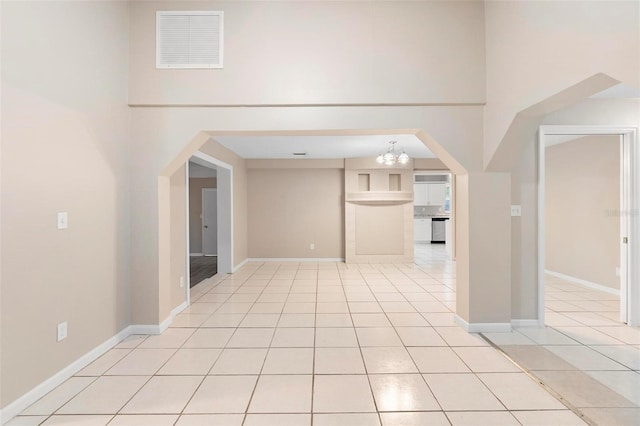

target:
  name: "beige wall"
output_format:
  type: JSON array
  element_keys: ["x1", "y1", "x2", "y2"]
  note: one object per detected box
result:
[
  {"x1": 1, "y1": 1, "x2": 130, "y2": 409},
  {"x1": 189, "y1": 178, "x2": 217, "y2": 254},
  {"x1": 129, "y1": 1, "x2": 486, "y2": 106},
  {"x1": 546, "y1": 135, "x2": 621, "y2": 289},
  {"x1": 247, "y1": 167, "x2": 344, "y2": 259},
  {"x1": 484, "y1": 0, "x2": 639, "y2": 165}
]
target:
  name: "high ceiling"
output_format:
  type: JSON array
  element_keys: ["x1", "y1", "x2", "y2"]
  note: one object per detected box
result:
[{"x1": 213, "y1": 134, "x2": 436, "y2": 160}]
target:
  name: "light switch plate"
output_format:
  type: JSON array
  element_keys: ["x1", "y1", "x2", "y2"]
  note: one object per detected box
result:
[
  {"x1": 57, "y1": 322, "x2": 68, "y2": 342},
  {"x1": 511, "y1": 205, "x2": 522, "y2": 217},
  {"x1": 57, "y1": 212, "x2": 68, "y2": 229}
]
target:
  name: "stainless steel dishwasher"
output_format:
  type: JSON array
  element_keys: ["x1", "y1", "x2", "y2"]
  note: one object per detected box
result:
[{"x1": 431, "y1": 217, "x2": 448, "y2": 244}]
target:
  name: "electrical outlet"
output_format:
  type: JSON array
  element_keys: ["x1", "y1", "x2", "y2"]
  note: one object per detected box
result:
[
  {"x1": 57, "y1": 212, "x2": 68, "y2": 229},
  {"x1": 310, "y1": 243, "x2": 315, "y2": 250},
  {"x1": 180, "y1": 276, "x2": 185, "y2": 288},
  {"x1": 57, "y1": 322, "x2": 68, "y2": 342},
  {"x1": 510, "y1": 205, "x2": 522, "y2": 217}
]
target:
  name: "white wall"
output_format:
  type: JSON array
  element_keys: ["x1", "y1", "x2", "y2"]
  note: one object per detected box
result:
[{"x1": 1, "y1": 1, "x2": 130, "y2": 409}]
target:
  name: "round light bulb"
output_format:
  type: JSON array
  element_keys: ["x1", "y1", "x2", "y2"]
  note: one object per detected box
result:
[
  {"x1": 398, "y1": 152, "x2": 409, "y2": 164},
  {"x1": 376, "y1": 154, "x2": 385, "y2": 164}
]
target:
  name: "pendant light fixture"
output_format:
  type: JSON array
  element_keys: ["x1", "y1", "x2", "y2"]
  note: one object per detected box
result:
[{"x1": 375, "y1": 141, "x2": 410, "y2": 166}]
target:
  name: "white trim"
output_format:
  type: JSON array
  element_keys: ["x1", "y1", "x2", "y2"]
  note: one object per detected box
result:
[
  {"x1": 545, "y1": 270, "x2": 620, "y2": 296},
  {"x1": 130, "y1": 301, "x2": 187, "y2": 336},
  {"x1": 191, "y1": 151, "x2": 234, "y2": 274},
  {"x1": 0, "y1": 326, "x2": 132, "y2": 425},
  {"x1": 185, "y1": 163, "x2": 191, "y2": 307},
  {"x1": 511, "y1": 319, "x2": 543, "y2": 328},
  {"x1": 454, "y1": 315, "x2": 512, "y2": 333},
  {"x1": 539, "y1": 125, "x2": 638, "y2": 327},
  {"x1": 190, "y1": 252, "x2": 204, "y2": 256},
  {"x1": 247, "y1": 258, "x2": 345, "y2": 262},
  {"x1": 233, "y1": 258, "x2": 249, "y2": 272}
]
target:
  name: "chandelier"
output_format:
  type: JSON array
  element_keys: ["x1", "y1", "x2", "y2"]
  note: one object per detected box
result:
[{"x1": 375, "y1": 141, "x2": 410, "y2": 166}]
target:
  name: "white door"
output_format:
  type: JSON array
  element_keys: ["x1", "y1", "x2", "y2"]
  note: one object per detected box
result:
[{"x1": 202, "y1": 189, "x2": 218, "y2": 256}]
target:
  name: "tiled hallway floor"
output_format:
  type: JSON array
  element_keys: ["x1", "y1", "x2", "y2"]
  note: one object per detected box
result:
[
  {"x1": 10, "y1": 262, "x2": 588, "y2": 426},
  {"x1": 482, "y1": 274, "x2": 640, "y2": 426}
]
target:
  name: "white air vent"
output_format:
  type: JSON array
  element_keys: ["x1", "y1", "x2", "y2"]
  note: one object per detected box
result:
[{"x1": 156, "y1": 11, "x2": 223, "y2": 69}]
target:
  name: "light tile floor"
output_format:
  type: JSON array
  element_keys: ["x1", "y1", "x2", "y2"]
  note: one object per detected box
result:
[
  {"x1": 10, "y1": 252, "x2": 587, "y2": 426},
  {"x1": 483, "y1": 274, "x2": 640, "y2": 425}
]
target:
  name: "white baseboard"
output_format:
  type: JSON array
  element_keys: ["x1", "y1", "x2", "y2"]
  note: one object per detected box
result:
[
  {"x1": 0, "y1": 326, "x2": 132, "y2": 425},
  {"x1": 0, "y1": 299, "x2": 191, "y2": 424},
  {"x1": 233, "y1": 258, "x2": 249, "y2": 272},
  {"x1": 545, "y1": 270, "x2": 620, "y2": 295},
  {"x1": 511, "y1": 319, "x2": 543, "y2": 328},
  {"x1": 247, "y1": 258, "x2": 345, "y2": 262},
  {"x1": 454, "y1": 315, "x2": 512, "y2": 333}
]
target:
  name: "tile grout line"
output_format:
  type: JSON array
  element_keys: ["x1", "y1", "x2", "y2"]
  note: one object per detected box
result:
[{"x1": 478, "y1": 333, "x2": 599, "y2": 426}]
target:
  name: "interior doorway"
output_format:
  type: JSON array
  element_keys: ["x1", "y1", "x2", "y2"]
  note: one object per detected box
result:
[
  {"x1": 413, "y1": 172, "x2": 453, "y2": 264},
  {"x1": 186, "y1": 151, "x2": 234, "y2": 303},
  {"x1": 538, "y1": 126, "x2": 639, "y2": 327}
]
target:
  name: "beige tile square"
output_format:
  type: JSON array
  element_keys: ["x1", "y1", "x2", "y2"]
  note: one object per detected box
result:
[
  {"x1": 423, "y1": 373, "x2": 504, "y2": 411},
  {"x1": 278, "y1": 314, "x2": 315, "y2": 327},
  {"x1": 244, "y1": 414, "x2": 311, "y2": 426},
  {"x1": 262, "y1": 348, "x2": 313, "y2": 374},
  {"x1": 248, "y1": 375, "x2": 312, "y2": 413},
  {"x1": 591, "y1": 345, "x2": 640, "y2": 370},
  {"x1": 57, "y1": 376, "x2": 148, "y2": 414},
  {"x1": 369, "y1": 374, "x2": 439, "y2": 411},
  {"x1": 315, "y1": 327, "x2": 358, "y2": 347},
  {"x1": 316, "y1": 293, "x2": 346, "y2": 302},
  {"x1": 349, "y1": 302, "x2": 382, "y2": 313},
  {"x1": 315, "y1": 313, "x2": 353, "y2": 327},
  {"x1": 138, "y1": 328, "x2": 195, "y2": 348},
  {"x1": 453, "y1": 347, "x2": 521, "y2": 372},
  {"x1": 351, "y1": 314, "x2": 392, "y2": 327},
  {"x1": 282, "y1": 302, "x2": 316, "y2": 314},
  {"x1": 249, "y1": 303, "x2": 284, "y2": 314},
  {"x1": 387, "y1": 313, "x2": 430, "y2": 327},
  {"x1": 106, "y1": 349, "x2": 176, "y2": 375},
  {"x1": 183, "y1": 302, "x2": 222, "y2": 314},
  {"x1": 314, "y1": 413, "x2": 380, "y2": 426},
  {"x1": 170, "y1": 314, "x2": 210, "y2": 328},
  {"x1": 313, "y1": 375, "x2": 376, "y2": 413},
  {"x1": 286, "y1": 293, "x2": 316, "y2": 303},
  {"x1": 183, "y1": 328, "x2": 235, "y2": 348},
  {"x1": 22, "y1": 377, "x2": 96, "y2": 415},
  {"x1": 396, "y1": 327, "x2": 447, "y2": 346},
  {"x1": 434, "y1": 327, "x2": 488, "y2": 346},
  {"x1": 379, "y1": 301, "x2": 416, "y2": 313},
  {"x1": 545, "y1": 345, "x2": 628, "y2": 370},
  {"x1": 380, "y1": 412, "x2": 450, "y2": 426},
  {"x1": 478, "y1": 373, "x2": 565, "y2": 410},
  {"x1": 316, "y1": 302, "x2": 349, "y2": 313},
  {"x1": 201, "y1": 314, "x2": 245, "y2": 328},
  {"x1": 361, "y1": 347, "x2": 418, "y2": 374},
  {"x1": 158, "y1": 348, "x2": 221, "y2": 375},
  {"x1": 356, "y1": 328, "x2": 402, "y2": 346},
  {"x1": 421, "y1": 313, "x2": 456, "y2": 326},
  {"x1": 315, "y1": 347, "x2": 366, "y2": 374},
  {"x1": 216, "y1": 303, "x2": 253, "y2": 314},
  {"x1": 239, "y1": 314, "x2": 280, "y2": 328},
  {"x1": 226, "y1": 328, "x2": 275, "y2": 348},
  {"x1": 271, "y1": 328, "x2": 314, "y2": 347},
  {"x1": 175, "y1": 414, "x2": 244, "y2": 425},
  {"x1": 41, "y1": 415, "x2": 112, "y2": 425},
  {"x1": 586, "y1": 370, "x2": 640, "y2": 405},
  {"x1": 108, "y1": 415, "x2": 178, "y2": 426},
  {"x1": 512, "y1": 410, "x2": 588, "y2": 426},
  {"x1": 257, "y1": 293, "x2": 288, "y2": 303},
  {"x1": 184, "y1": 375, "x2": 258, "y2": 413},
  {"x1": 121, "y1": 376, "x2": 202, "y2": 413},
  {"x1": 76, "y1": 349, "x2": 131, "y2": 376},
  {"x1": 114, "y1": 335, "x2": 147, "y2": 349},
  {"x1": 210, "y1": 348, "x2": 267, "y2": 374},
  {"x1": 446, "y1": 411, "x2": 519, "y2": 426},
  {"x1": 410, "y1": 301, "x2": 450, "y2": 313},
  {"x1": 408, "y1": 347, "x2": 469, "y2": 373}
]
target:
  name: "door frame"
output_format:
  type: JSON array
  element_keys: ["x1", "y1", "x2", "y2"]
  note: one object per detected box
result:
[
  {"x1": 538, "y1": 125, "x2": 639, "y2": 327},
  {"x1": 202, "y1": 188, "x2": 218, "y2": 256},
  {"x1": 186, "y1": 151, "x2": 233, "y2": 305}
]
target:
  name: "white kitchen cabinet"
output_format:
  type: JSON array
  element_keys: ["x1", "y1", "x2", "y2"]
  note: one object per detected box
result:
[
  {"x1": 413, "y1": 183, "x2": 446, "y2": 207},
  {"x1": 414, "y1": 218, "x2": 432, "y2": 242}
]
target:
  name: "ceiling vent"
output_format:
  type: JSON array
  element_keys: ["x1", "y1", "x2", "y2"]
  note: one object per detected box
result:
[{"x1": 156, "y1": 11, "x2": 223, "y2": 69}]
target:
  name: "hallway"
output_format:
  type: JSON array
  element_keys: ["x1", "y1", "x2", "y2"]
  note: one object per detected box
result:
[{"x1": 8, "y1": 261, "x2": 585, "y2": 425}]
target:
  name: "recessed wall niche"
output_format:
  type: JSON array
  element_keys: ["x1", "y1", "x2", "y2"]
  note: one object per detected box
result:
[
  {"x1": 358, "y1": 173, "x2": 370, "y2": 191},
  {"x1": 389, "y1": 174, "x2": 401, "y2": 191}
]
